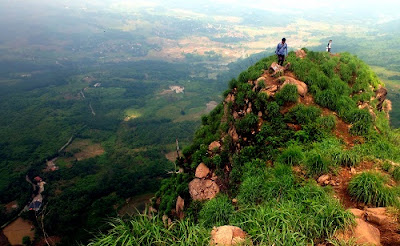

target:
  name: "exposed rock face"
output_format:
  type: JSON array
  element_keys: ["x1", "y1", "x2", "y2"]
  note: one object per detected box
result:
[
  {"x1": 195, "y1": 163, "x2": 210, "y2": 179},
  {"x1": 175, "y1": 196, "x2": 185, "y2": 220},
  {"x1": 189, "y1": 178, "x2": 219, "y2": 201},
  {"x1": 225, "y1": 93, "x2": 235, "y2": 103},
  {"x1": 280, "y1": 76, "x2": 308, "y2": 96},
  {"x1": 349, "y1": 208, "x2": 365, "y2": 218},
  {"x1": 209, "y1": 141, "x2": 221, "y2": 152},
  {"x1": 228, "y1": 126, "x2": 239, "y2": 142},
  {"x1": 260, "y1": 85, "x2": 278, "y2": 97},
  {"x1": 317, "y1": 174, "x2": 330, "y2": 185},
  {"x1": 295, "y1": 49, "x2": 307, "y2": 59},
  {"x1": 354, "y1": 218, "x2": 381, "y2": 246},
  {"x1": 376, "y1": 87, "x2": 387, "y2": 111},
  {"x1": 210, "y1": 226, "x2": 247, "y2": 246}
]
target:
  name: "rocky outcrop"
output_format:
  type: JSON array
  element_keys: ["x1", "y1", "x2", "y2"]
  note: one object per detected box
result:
[
  {"x1": 280, "y1": 76, "x2": 308, "y2": 97},
  {"x1": 269, "y1": 62, "x2": 291, "y2": 77},
  {"x1": 354, "y1": 218, "x2": 381, "y2": 246},
  {"x1": 376, "y1": 87, "x2": 387, "y2": 112},
  {"x1": 209, "y1": 141, "x2": 221, "y2": 152},
  {"x1": 225, "y1": 93, "x2": 235, "y2": 103},
  {"x1": 175, "y1": 196, "x2": 185, "y2": 220},
  {"x1": 189, "y1": 178, "x2": 219, "y2": 201},
  {"x1": 195, "y1": 163, "x2": 210, "y2": 179},
  {"x1": 228, "y1": 126, "x2": 239, "y2": 142},
  {"x1": 260, "y1": 85, "x2": 279, "y2": 97},
  {"x1": 295, "y1": 49, "x2": 307, "y2": 59},
  {"x1": 189, "y1": 163, "x2": 219, "y2": 200},
  {"x1": 366, "y1": 207, "x2": 390, "y2": 226},
  {"x1": 210, "y1": 226, "x2": 248, "y2": 246}
]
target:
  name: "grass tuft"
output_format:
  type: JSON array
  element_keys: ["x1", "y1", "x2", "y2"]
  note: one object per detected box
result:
[{"x1": 348, "y1": 171, "x2": 396, "y2": 207}]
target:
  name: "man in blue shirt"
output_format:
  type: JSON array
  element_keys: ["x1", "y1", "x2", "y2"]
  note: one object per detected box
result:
[{"x1": 275, "y1": 38, "x2": 288, "y2": 66}]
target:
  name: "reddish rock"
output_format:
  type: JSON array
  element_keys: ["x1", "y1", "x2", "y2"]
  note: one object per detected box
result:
[
  {"x1": 209, "y1": 141, "x2": 221, "y2": 152},
  {"x1": 365, "y1": 207, "x2": 386, "y2": 215},
  {"x1": 367, "y1": 212, "x2": 389, "y2": 226},
  {"x1": 228, "y1": 126, "x2": 239, "y2": 142},
  {"x1": 176, "y1": 196, "x2": 185, "y2": 220},
  {"x1": 261, "y1": 85, "x2": 278, "y2": 97},
  {"x1": 349, "y1": 208, "x2": 365, "y2": 218},
  {"x1": 189, "y1": 179, "x2": 220, "y2": 201},
  {"x1": 287, "y1": 123, "x2": 301, "y2": 131},
  {"x1": 376, "y1": 87, "x2": 387, "y2": 111},
  {"x1": 195, "y1": 163, "x2": 210, "y2": 179},
  {"x1": 225, "y1": 93, "x2": 235, "y2": 103},
  {"x1": 317, "y1": 174, "x2": 330, "y2": 184},
  {"x1": 281, "y1": 77, "x2": 308, "y2": 96},
  {"x1": 353, "y1": 218, "x2": 381, "y2": 245},
  {"x1": 210, "y1": 226, "x2": 247, "y2": 246},
  {"x1": 295, "y1": 49, "x2": 307, "y2": 58}
]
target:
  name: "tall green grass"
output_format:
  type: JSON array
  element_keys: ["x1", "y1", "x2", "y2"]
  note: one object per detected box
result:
[
  {"x1": 86, "y1": 215, "x2": 209, "y2": 246},
  {"x1": 348, "y1": 171, "x2": 397, "y2": 207}
]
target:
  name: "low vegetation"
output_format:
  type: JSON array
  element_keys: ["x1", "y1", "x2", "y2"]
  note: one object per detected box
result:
[{"x1": 88, "y1": 51, "x2": 400, "y2": 245}]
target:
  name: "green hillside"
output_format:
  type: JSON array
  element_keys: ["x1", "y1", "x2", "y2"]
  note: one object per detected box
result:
[{"x1": 89, "y1": 50, "x2": 400, "y2": 245}]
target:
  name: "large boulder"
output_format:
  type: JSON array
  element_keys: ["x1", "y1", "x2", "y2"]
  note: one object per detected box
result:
[
  {"x1": 295, "y1": 49, "x2": 307, "y2": 58},
  {"x1": 280, "y1": 77, "x2": 308, "y2": 96},
  {"x1": 209, "y1": 141, "x2": 221, "y2": 152},
  {"x1": 353, "y1": 218, "x2": 381, "y2": 246},
  {"x1": 195, "y1": 163, "x2": 210, "y2": 179},
  {"x1": 349, "y1": 208, "x2": 365, "y2": 218},
  {"x1": 189, "y1": 179, "x2": 219, "y2": 201},
  {"x1": 269, "y1": 62, "x2": 284, "y2": 77},
  {"x1": 210, "y1": 226, "x2": 247, "y2": 246}
]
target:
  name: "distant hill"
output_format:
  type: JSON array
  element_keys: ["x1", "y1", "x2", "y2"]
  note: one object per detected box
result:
[{"x1": 87, "y1": 50, "x2": 400, "y2": 245}]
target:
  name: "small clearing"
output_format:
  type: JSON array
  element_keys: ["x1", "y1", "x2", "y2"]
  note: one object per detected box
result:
[
  {"x1": 2, "y1": 218, "x2": 34, "y2": 245},
  {"x1": 159, "y1": 85, "x2": 185, "y2": 95},
  {"x1": 65, "y1": 139, "x2": 105, "y2": 161},
  {"x1": 165, "y1": 151, "x2": 181, "y2": 162}
]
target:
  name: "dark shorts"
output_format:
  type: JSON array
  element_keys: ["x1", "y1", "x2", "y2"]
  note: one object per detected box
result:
[{"x1": 278, "y1": 55, "x2": 285, "y2": 65}]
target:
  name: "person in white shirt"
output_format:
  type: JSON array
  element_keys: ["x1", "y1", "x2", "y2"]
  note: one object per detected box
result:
[{"x1": 326, "y1": 40, "x2": 332, "y2": 53}]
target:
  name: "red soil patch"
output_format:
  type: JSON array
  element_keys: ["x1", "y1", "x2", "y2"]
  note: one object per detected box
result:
[{"x1": 3, "y1": 218, "x2": 34, "y2": 245}]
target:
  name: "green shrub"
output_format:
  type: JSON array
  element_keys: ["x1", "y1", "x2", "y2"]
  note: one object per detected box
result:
[
  {"x1": 199, "y1": 194, "x2": 234, "y2": 227},
  {"x1": 238, "y1": 173, "x2": 268, "y2": 206},
  {"x1": 392, "y1": 166, "x2": 400, "y2": 182},
  {"x1": 348, "y1": 171, "x2": 396, "y2": 207},
  {"x1": 233, "y1": 183, "x2": 353, "y2": 246},
  {"x1": 288, "y1": 104, "x2": 322, "y2": 125},
  {"x1": 315, "y1": 89, "x2": 338, "y2": 110},
  {"x1": 382, "y1": 161, "x2": 392, "y2": 172},
  {"x1": 305, "y1": 151, "x2": 331, "y2": 176},
  {"x1": 235, "y1": 113, "x2": 258, "y2": 135},
  {"x1": 317, "y1": 115, "x2": 336, "y2": 132},
  {"x1": 334, "y1": 150, "x2": 361, "y2": 167},
  {"x1": 275, "y1": 84, "x2": 299, "y2": 105},
  {"x1": 277, "y1": 145, "x2": 304, "y2": 166},
  {"x1": 87, "y1": 215, "x2": 209, "y2": 245}
]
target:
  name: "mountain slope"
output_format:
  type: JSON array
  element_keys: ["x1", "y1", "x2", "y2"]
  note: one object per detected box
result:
[{"x1": 87, "y1": 50, "x2": 400, "y2": 246}]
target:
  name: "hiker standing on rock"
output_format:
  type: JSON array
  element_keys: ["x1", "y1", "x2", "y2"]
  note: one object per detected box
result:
[
  {"x1": 326, "y1": 40, "x2": 332, "y2": 53},
  {"x1": 275, "y1": 38, "x2": 288, "y2": 66}
]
